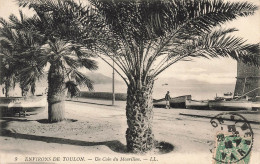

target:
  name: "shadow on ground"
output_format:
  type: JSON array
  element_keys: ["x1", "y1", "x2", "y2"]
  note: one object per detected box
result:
[
  {"x1": 0, "y1": 117, "x2": 127, "y2": 153},
  {"x1": 36, "y1": 119, "x2": 78, "y2": 124},
  {"x1": 0, "y1": 117, "x2": 174, "y2": 154},
  {"x1": 155, "y1": 141, "x2": 174, "y2": 154},
  {"x1": 66, "y1": 100, "x2": 113, "y2": 107}
]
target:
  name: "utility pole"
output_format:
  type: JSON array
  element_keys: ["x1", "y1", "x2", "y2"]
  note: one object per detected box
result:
[{"x1": 112, "y1": 54, "x2": 115, "y2": 105}]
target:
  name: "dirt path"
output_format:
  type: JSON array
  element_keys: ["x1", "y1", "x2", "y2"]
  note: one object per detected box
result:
[{"x1": 0, "y1": 101, "x2": 259, "y2": 164}]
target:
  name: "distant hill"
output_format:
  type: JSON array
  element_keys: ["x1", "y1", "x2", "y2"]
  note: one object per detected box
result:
[
  {"x1": 34, "y1": 72, "x2": 124, "y2": 88},
  {"x1": 85, "y1": 72, "x2": 124, "y2": 85},
  {"x1": 36, "y1": 72, "x2": 234, "y2": 89},
  {"x1": 155, "y1": 77, "x2": 235, "y2": 87}
]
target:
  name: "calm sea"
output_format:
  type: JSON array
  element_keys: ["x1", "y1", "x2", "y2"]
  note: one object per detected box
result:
[
  {"x1": 2, "y1": 81, "x2": 235, "y2": 100},
  {"x1": 88, "y1": 82, "x2": 235, "y2": 100}
]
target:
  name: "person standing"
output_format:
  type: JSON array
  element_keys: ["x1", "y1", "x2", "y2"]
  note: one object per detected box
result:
[{"x1": 165, "y1": 91, "x2": 171, "y2": 109}]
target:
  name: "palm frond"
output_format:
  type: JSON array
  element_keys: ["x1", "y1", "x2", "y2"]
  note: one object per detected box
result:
[
  {"x1": 153, "y1": 29, "x2": 260, "y2": 77},
  {"x1": 65, "y1": 80, "x2": 80, "y2": 97},
  {"x1": 88, "y1": 0, "x2": 259, "y2": 85},
  {"x1": 80, "y1": 58, "x2": 98, "y2": 70},
  {"x1": 72, "y1": 70, "x2": 94, "y2": 91}
]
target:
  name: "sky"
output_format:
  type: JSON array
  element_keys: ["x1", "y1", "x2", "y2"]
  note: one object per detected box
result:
[{"x1": 0, "y1": 0, "x2": 259, "y2": 86}]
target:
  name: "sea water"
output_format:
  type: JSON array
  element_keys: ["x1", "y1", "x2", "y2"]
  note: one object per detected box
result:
[
  {"x1": 86, "y1": 82, "x2": 235, "y2": 100},
  {"x1": 1, "y1": 81, "x2": 235, "y2": 100}
]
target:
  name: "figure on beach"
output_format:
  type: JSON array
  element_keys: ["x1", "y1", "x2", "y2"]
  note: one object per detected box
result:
[{"x1": 165, "y1": 91, "x2": 171, "y2": 109}]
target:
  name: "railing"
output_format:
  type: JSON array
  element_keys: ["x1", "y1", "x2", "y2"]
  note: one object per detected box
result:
[{"x1": 234, "y1": 87, "x2": 260, "y2": 100}]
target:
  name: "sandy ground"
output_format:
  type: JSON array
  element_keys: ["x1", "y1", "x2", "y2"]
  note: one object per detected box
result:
[{"x1": 0, "y1": 98, "x2": 259, "y2": 164}]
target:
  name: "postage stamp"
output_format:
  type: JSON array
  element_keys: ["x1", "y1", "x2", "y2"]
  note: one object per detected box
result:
[{"x1": 210, "y1": 113, "x2": 254, "y2": 164}]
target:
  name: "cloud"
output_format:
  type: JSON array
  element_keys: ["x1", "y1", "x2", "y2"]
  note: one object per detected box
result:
[{"x1": 157, "y1": 57, "x2": 238, "y2": 84}]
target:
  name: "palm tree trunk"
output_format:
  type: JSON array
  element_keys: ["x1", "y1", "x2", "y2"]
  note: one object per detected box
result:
[
  {"x1": 31, "y1": 82, "x2": 36, "y2": 96},
  {"x1": 47, "y1": 63, "x2": 66, "y2": 122},
  {"x1": 4, "y1": 81, "x2": 10, "y2": 97},
  {"x1": 126, "y1": 80, "x2": 155, "y2": 153}
]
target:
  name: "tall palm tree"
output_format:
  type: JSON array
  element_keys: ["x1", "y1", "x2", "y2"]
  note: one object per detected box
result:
[
  {"x1": 0, "y1": 13, "x2": 46, "y2": 97},
  {"x1": 0, "y1": 49, "x2": 17, "y2": 97},
  {"x1": 88, "y1": 0, "x2": 259, "y2": 153},
  {"x1": 18, "y1": 0, "x2": 260, "y2": 153},
  {"x1": 42, "y1": 39, "x2": 98, "y2": 122},
  {"x1": 0, "y1": 17, "x2": 25, "y2": 97},
  {"x1": 3, "y1": 1, "x2": 99, "y2": 122}
]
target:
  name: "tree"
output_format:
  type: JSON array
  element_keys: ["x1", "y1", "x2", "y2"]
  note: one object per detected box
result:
[
  {"x1": 0, "y1": 19, "x2": 16, "y2": 97},
  {"x1": 88, "y1": 0, "x2": 259, "y2": 153},
  {"x1": 42, "y1": 39, "x2": 98, "y2": 122},
  {"x1": 17, "y1": 0, "x2": 260, "y2": 153},
  {"x1": 0, "y1": 50, "x2": 17, "y2": 97},
  {"x1": 0, "y1": 17, "x2": 26, "y2": 97},
  {"x1": 5, "y1": 0, "x2": 99, "y2": 122},
  {"x1": 0, "y1": 12, "x2": 46, "y2": 97}
]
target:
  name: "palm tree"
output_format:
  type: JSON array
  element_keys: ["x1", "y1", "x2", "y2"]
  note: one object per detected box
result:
[
  {"x1": 0, "y1": 50, "x2": 17, "y2": 97},
  {"x1": 42, "y1": 39, "x2": 98, "y2": 122},
  {"x1": 0, "y1": 17, "x2": 24, "y2": 97},
  {"x1": 0, "y1": 13, "x2": 46, "y2": 97},
  {"x1": 18, "y1": 0, "x2": 260, "y2": 153},
  {"x1": 2, "y1": 1, "x2": 99, "y2": 122},
  {"x1": 88, "y1": 0, "x2": 259, "y2": 153}
]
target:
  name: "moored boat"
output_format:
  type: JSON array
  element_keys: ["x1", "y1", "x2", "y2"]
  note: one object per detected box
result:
[
  {"x1": 153, "y1": 95, "x2": 191, "y2": 108},
  {"x1": 0, "y1": 96, "x2": 46, "y2": 115},
  {"x1": 252, "y1": 99, "x2": 260, "y2": 111},
  {"x1": 209, "y1": 99, "x2": 252, "y2": 110},
  {"x1": 8, "y1": 97, "x2": 46, "y2": 112},
  {"x1": 185, "y1": 99, "x2": 209, "y2": 109}
]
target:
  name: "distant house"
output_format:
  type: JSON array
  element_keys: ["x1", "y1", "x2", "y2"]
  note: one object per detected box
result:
[{"x1": 234, "y1": 59, "x2": 260, "y2": 98}]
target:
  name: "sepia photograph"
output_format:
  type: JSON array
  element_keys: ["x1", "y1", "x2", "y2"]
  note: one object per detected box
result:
[{"x1": 0, "y1": 0, "x2": 259, "y2": 163}]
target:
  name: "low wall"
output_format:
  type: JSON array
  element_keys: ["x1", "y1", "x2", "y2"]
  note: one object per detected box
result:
[
  {"x1": 0, "y1": 96, "x2": 46, "y2": 116},
  {"x1": 79, "y1": 91, "x2": 127, "y2": 101},
  {"x1": 0, "y1": 95, "x2": 45, "y2": 104},
  {"x1": 0, "y1": 97, "x2": 24, "y2": 104}
]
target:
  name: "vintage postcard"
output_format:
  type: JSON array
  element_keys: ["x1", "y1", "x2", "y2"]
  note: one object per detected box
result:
[{"x1": 0, "y1": 0, "x2": 259, "y2": 163}]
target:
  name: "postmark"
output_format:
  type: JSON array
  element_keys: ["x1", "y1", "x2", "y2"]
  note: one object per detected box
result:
[{"x1": 210, "y1": 112, "x2": 254, "y2": 164}]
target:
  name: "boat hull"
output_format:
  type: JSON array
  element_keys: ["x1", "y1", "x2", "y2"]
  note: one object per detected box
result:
[
  {"x1": 0, "y1": 96, "x2": 47, "y2": 116},
  {"x1": 185, "y1": 99, "x2": 209, "y2": 109},
  {"x1": 252, "y1": 101, "x2": 260, "y2": 110},
  {"x1": 209, "y1": 100, "x2": 252, "y2": 110},
  {"x1": 153, "y1": 95, "x2": 191, "y2": 108}
]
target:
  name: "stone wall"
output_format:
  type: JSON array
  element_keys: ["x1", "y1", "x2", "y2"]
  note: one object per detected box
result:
[
  {"x1": 79, "y1": 91, "x2": 127, "y2": 101},
  {"x1": 234, "y1": 61, "x2": 260, "y2": 97}
]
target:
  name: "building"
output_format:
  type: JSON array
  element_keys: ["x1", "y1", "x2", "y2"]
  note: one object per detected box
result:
[{"x1": 234, "y1": 60, "x2": 260, "y2": 98}]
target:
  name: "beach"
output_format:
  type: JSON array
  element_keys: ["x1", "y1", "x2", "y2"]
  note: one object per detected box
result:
[{"x1": 0, "y1": 98, "x2": 259, "y2": 164}]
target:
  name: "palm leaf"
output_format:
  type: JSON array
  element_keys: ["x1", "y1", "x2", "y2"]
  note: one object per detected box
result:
[
  {"x1": 65, "y1": 80, "x2": 80, "y2": 97},
  {"x1": 72, "y1": 70, "x2": 94, "y2": 91}
]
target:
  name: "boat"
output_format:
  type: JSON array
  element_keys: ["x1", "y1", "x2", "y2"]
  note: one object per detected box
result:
[
  {"x1": 0, "y1": 96, "x2": 46, "y2": 116},
  {"x1": 251, "y1": 96, "x2": 260, "y2": 111},
  {"x1": 252, "y1": 101, "x2": 260, "y2": 111},
  {"x1": 223, "y1": 92, "x2": 233, "y2": 99},
  {"x1": 153, "y1": 95, "x2": 191, "y2": 108},
  {"x1": 8, "y1": 97, "x2": 46, "y2": 112},
  {"x1": 185, "y1": 99, "x2": 209, "y2": 109},
  {"x1": 209, "y1": 87, "x2": 260, "y2": 111},
  {"x1": 209, "y1": 99, "x2": 252, "y2": 110}
]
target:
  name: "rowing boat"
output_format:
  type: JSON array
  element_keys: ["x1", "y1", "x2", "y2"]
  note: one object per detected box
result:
[
  {"x1": 209, "y1": 99, "x2": 252, "y2": 110},
  {"x1": 185, "y1": 99, "x2": 209, "y2": 109},
  {"x1": 153, "y1": 95, "x2": 191, "y2": 108}
]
